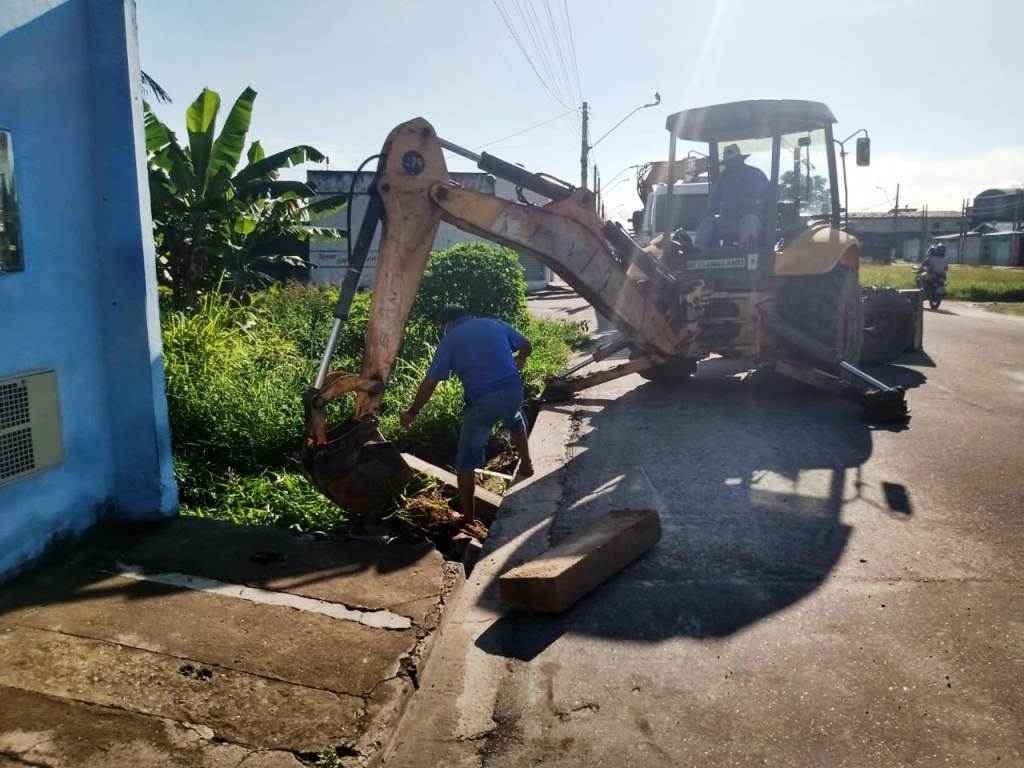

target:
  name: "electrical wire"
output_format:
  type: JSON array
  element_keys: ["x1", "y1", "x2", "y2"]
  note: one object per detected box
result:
[
  {"x1": 562, "y1": 0, "x2": 583, "y2": 103},
  {"x1": 542, "y1": 0, "x2": 575, "y2": 107},
  {"x1": 515, "y1": 0, "x2": 559, "y2": 99},
  {"x1": 476, "y1": 107, "x2": 578, "y2": 150},
  {"x1": 492, "y1": 0, "x2": 571, "y2": 109}
]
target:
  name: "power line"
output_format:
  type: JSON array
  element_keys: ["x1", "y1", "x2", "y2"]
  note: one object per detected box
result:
[
  {"x1": 492, "y1": 0, "x2": 569, "y2": 109},
  {"x1": 476, "y1": 107, "x2": 579, "y2": 150},
  {"x1": 543, "y1": 0, "x2": 575, "y2": 108},
  {"x1": 493, "y1": 0, "x2": 578, "y2": 109},
  {"x1": 562, "y1": 0, "x2": 583, "y2": 103},
  {"x1": 517, "y1": 0, "x2": 572, "y2": 107}
]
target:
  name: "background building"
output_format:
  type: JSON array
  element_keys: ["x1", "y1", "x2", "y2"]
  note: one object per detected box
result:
[
  {"x1": 845, "y1": 210, "x2": 963, "y2": 262},
  {"x1": 0, "y1": 0, "x2": 176, "y2": 578},
  {"x1": 308, "y1": 170, "x2": 553, "y2": 290}
]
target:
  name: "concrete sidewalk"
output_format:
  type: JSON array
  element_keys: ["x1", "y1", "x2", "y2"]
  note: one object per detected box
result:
[{"x1": 0, "y1": 517, "x2": 457, "y2": 767}]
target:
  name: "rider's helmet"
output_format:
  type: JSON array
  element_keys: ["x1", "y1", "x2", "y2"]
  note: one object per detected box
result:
[{"x1": 933, "y1": 242, "x2": 946, "y2": 258}]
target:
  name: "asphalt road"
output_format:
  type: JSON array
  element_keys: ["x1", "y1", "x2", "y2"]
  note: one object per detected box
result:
[{"x1": 387, "y1": 294, "x2": 1023, "y2": 768}]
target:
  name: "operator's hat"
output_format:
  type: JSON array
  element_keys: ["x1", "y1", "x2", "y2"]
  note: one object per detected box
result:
[{"x1": 722, "y1": 143, "x2": 749, "y2": 162}]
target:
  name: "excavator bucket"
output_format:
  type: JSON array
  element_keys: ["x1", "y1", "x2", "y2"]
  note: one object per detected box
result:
[
  {"x1": 304, "y1": 417, "x2": 411, "y2": 518},
  {"x1": 303, "y1": 118, "x2": 448, "y2": 516}
]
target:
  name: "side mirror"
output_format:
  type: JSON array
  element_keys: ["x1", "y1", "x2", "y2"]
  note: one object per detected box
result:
[
  {"x1": 856, "y1": 136, "x2": 871, "y2": 166},
  {"x1": 631, "y1": 210, "x2": 644, "y2": 234}
]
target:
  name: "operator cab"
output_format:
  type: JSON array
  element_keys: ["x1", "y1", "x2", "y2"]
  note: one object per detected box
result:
[{"x1": 660, "y1": 99, "x2": 847, "y2": 287}]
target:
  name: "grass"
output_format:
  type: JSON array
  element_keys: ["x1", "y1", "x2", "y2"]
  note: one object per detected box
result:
[
  {"x1": 860, "y1": 262, "x2": 1024, "y2": 302},
  {"x1": 162, "y1": 283, "x2": 586, "y2": 535}
]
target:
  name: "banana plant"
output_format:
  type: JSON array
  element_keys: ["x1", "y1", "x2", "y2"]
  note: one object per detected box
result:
[{"x1": 145, "y1": 86, "x2": 346, "y2": 308}]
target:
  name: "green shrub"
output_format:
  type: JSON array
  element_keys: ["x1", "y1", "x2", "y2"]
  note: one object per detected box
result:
[
  {"x1": 412, "y1": 242, "x2": 528, "y2": 325},
  {"x1": 162, "y1": 292, "x2": 311, "y2": 474}
]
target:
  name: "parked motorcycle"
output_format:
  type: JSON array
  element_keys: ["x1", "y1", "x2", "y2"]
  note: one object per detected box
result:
[{"x1": 915, "y1": 268, "x2": 946, "y2": 310}]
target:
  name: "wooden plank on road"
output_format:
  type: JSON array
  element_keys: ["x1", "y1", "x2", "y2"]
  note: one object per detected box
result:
[{"x1": 499, "y1": 509, "x2": 661, "y2": 613}]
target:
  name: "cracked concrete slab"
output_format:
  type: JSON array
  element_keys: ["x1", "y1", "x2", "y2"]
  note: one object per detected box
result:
[
  {"x1": 0, "y1": 518, "x2": 454, "y2": 766},
  {"x1": 0, "y1": 686, "x2": 303, "y2": 768},
  {"x1": 0, "y1": 625, "x2": 365, "y2": 752},
  {"x1": 0, "y1": 573, "x2": 416, "y2": 695}
]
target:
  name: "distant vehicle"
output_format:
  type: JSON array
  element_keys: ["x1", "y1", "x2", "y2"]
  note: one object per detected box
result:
[
  {"x1": 916, "y1": 268, "x2": 946, "y2": 310},
  {"x1": 634, "y1": 180, "x2": 709, "y2": 245}
]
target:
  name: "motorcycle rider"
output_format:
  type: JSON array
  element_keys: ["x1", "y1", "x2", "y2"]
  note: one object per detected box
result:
[{"x1": 919, "y1": 242, "x2": 949, "y2": 282}]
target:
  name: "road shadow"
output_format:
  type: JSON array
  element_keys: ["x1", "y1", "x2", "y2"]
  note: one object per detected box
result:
[{"x1": 476, "y1": 362, "x2": 877, "y2": 660}]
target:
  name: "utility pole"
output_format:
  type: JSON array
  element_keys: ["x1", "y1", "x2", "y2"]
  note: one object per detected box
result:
[
  {"x1": 892, "y1": 183, "x2": 900, "y2": 261},
  {"x1": 580, "y1": 101, "x2": 589, "y2": 189},
  {"x1": 921, "y1": 204, "x2": 928, "y2": 260},
  {"x1": 958, "y1": 198, "x2": 967, "y2": 264},
  {"x1": 593, "y1": 164, "x2": 600, "y2": 213},
  {"x1": 580, "y1": 92, "x2": 660, "y2": 191}
]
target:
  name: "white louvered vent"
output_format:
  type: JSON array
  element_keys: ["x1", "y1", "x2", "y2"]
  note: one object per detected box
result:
[{"x1": 0, "y1": 371, "x2": 63, "y2": 486}]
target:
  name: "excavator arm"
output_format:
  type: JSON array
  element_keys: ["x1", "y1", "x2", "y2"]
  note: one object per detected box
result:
[{"x1": 302, "y1": 117, "x2": 691, "y2": 513}]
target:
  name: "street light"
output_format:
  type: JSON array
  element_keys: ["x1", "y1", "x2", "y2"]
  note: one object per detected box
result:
[
  {"x1": 589, "y1": 92, "x2": 662, "y2": 151},
  {"x1": 600, "y1": 163, "x2": 642, "y2": 193},
  {"x1": 834, "y1": 128, "x2": 870, "y2": 229}
]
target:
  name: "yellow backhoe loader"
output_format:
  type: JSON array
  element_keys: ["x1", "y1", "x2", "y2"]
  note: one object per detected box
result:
[{"x1": 302, "y1": 100, "x2": 915, "y2": 513}]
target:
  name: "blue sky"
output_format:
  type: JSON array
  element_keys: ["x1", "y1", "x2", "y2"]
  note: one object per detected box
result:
[{"x1": 139, "y1": 0, "x2": 1024, "y2": 221}]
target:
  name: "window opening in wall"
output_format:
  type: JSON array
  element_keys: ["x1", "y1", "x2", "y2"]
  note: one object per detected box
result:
[{"x1": 0, "y1": 130, "x2": 24, "y2": 273}]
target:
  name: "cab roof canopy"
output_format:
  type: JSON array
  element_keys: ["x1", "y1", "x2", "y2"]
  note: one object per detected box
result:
[{"x1": 667, "y1": 99, "x2": 836, "y2": 142}]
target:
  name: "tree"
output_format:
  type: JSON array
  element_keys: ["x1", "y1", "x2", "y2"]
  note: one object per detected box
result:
[
  {"x1": 145, "y1": 87, "x2": 346, "y2": 308},
  {"x1": 141, "y1": 70, "x2": 172, "y2": 104},
  {"x1": 780, "y1": 170, "x2": 830, "y2": 214}
]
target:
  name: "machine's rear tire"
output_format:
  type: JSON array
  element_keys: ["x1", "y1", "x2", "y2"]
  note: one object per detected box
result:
[
  {"x1": 635, "y1": 355, "x2": 699, "y2": 383},
  {"x1": 778, "y1": 265, "x2": 863, "y2": 365}
]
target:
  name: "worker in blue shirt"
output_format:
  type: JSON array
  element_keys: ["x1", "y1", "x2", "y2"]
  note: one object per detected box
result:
[{"x1": 401, "y1": 305, "x2": 533, "y2": 525}]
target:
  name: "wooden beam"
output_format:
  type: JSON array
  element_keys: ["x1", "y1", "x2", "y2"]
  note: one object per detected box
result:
[{"x1": 499, "y1": 509, "x2": 661, "y2": 613}]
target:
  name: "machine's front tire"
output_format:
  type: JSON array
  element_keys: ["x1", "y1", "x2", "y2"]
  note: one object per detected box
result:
[{"x1": 778, "y1": 264, "x2": 863, "y2": 365}]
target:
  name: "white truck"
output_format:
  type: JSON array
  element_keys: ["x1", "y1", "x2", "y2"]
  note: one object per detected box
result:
[{"x1": 633, "y1": 179, "x2": 710, "y2": 245}]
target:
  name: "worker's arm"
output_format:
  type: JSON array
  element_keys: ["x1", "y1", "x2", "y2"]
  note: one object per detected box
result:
[
  {"x1": 401, "y1": 375, "x2": 439, "y2": 428},
  {"x1": 515, "y1": 338, "x2": 533, "y2": 370},
  {"x1": 504, "y1": 322, "x2": 532, "y2": 370},
  {"x1": 403, "y1": 331, "x2": 454, "y2": 428}
]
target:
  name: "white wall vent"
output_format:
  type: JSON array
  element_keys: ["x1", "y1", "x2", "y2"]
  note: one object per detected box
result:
[{"x1": 0, "y1": 370, "x2": 63, "y2": 487}]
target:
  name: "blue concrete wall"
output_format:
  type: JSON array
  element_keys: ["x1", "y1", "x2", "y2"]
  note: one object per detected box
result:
[{"x1": 0, "y1": 0, "x2": 177, "y2": 577}]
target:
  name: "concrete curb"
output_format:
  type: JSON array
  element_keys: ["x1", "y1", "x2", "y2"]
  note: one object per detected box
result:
[
  {"x1": 380, "y1": 401, "x2": 579, "y2": 765},
  {"x1": 359, "y1": 560, "x2": 464, "y2": 766}
]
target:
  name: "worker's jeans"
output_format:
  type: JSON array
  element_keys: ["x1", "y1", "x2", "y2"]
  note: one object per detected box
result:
[
  {"x1": 455, "y1": 384, "x2": 527, "y2": 472},
  {"x1": 695, "y1": 214, "x2": 760, "y2": 249}
]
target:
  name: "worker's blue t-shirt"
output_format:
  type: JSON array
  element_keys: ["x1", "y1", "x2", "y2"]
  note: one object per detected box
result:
[{"x1": 427, "y1": 317, "x2": 527, "y2": 403}]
